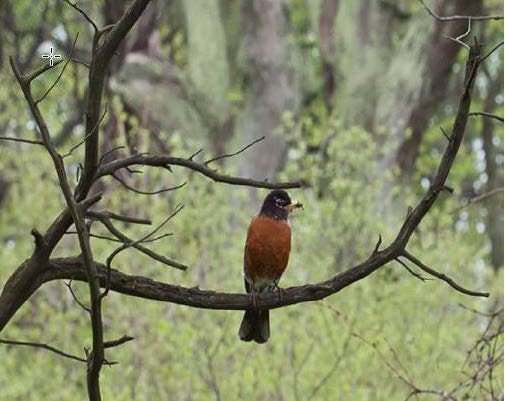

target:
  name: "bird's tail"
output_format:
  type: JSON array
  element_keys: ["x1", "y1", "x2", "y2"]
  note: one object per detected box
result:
[{"x1": 238, "y1": 309, "x2": 270, "y2": 344}]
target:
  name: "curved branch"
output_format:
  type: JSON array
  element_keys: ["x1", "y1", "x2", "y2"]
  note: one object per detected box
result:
[
  {"x1": 41, "y1": 245, "x2": 487, "y2": 312},
  {"x1": 98, "y1": 155, "x2": 304, "y2": 189}
]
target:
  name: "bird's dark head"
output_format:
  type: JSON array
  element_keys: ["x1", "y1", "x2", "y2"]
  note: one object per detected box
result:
[{"x1": 259, "y1": 190, "x2": 303, "y2": 220}]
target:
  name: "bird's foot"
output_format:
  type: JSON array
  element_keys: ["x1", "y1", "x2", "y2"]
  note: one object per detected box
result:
[
  {"x1": 274, "y1": 282, "x2": 283, "y2": 302},
  {"x1": 250, "y1": 290, "x2": 258, "y2": 309}
]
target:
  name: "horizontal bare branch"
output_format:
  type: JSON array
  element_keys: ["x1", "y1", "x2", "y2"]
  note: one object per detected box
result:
[
  {"x1": 111, "y1": 173, "x2": 187, "y2": 195},
  {"x1": 0, "y1": 136, "x2": 44, "y2": 146},
  {"x1": 103, "y1": 335, "x2": 134, "y2": 348},
  {"x1": 419, "y1": 0, "x2": 503, "y2": 21},
  {"x1": 98, "y1": 154, "x2": 304, "y2": 189},
  {"x1": 88, "y1": 210, "x2": 151, "y2": 225},
  {"x1": 0, "y1": 338, "x2": 87, "y2": 363},
  {"x1": 468, "y1": 111, "x2": 504, "y2": 122},
  {"x1": 86, "y1": 209, "x2": 188, "y2": 271}
]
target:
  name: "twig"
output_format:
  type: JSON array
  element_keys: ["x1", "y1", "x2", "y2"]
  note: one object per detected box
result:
[
  {"x1": 99, "y1": 146, "x2": 126, "y2": 165},
  {"x1": 188, "y1": 148, "x2": 203, "y2": 161},
  {"x1": 402, "y1": 251, "x2": 489, "y2": 297},
  {"x1": 70, "y1": 56, "x2": 90, "y2": 69},
  {"x1": 418, "y1": 0, "x2": 503, "y2": 21},
  {"x1": 0, "y1": 136, "x2": 44, "y2": 145},
  {"x1": 458, "y1": 303, "x2": 503, "y2": 318},
  {"x1": 395, "y1": 258, "x2": 429, "y2": 282},
  {"x1": 111, "y1": 173, "x2": 187, "y2": 195},
  {"x1": 480, "y1": 41, "x2": 504, "y2": 63},
  {"x1": 205, "y1": 136, "x2": 265, "y2": 165},
  {"x1": 65, "y1": 279, "x2": 91, "y2": 313},
  {"x1": 35, "y1": 33, "x2": 80, "y2": 105},
  {"x1": 99, "y1": 154, "x2": 304, "y2": 189},
  {"x1": 86, "y1": 208, "x2": 188, "y2": 271},
  {"x1": 443, "y1": 19, "x2": 471, "y2": 50},
  {"x1": 24, "y1": 59, "x2": 64, "y2": 83},
  {"x1": 103, "y1": 335, "x2": 134, "y2": 348},
  {"x1": 61, "y1": 0, "x2": 98, "y2": 33},
  {"x1": 88, "y1": 210, "x2": 151, "y2": 225},
  {"x1": 372, "y1": 234, "x2": 382, "y2": 255},
  {"x1": 66, "y1": 231, "x2": 122, "y2": 243},
  {"x1": 440, "y1": 127, "x2": 451, "y2": 141},
  {"x1": 0, "y1": 338, "x2": 87, "y2": 363},
  {"x1": 451, "y1": 187, "x2": 503, "y2": 213},
  {"x1": 101, "y1": 204, "x2": 185, "y2": 297},
  {"x1": 468, "y1": 111, "x2": 504, "y2": 122},
  {"x1": 63, "y1": 107, "x2": 107, "y2": 158}
]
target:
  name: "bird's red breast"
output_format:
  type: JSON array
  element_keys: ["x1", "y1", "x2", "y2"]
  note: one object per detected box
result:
[{"x1": 244, "y1": 215, "x2": 291, "y2": 290}]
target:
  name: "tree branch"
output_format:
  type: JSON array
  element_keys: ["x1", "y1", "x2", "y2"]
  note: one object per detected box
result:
[
  {"x1": 402, "y1": 251, "x2": 489, "y2": 297},
  {"x1": 77, "y1": 0, "x2": 153, "y2": 199},
  {"x1": 10, "y1": 53, "x2": 105, "y2": 401},
  {"x1": 468, "y1": 111, "x2": 504, "y2": 122},
  {"x1": 418, "y1": 0, "x2": 503, "y2": 21},
  {"x1": 86, "y1": 209, "x2": 188, "y2": 271},
  {"x1": 98, "y1": 154, "x2": 304, "y2": 189},
  {"x1": 0, "y1": 136, "x2": 44, "y2": 146},
  {"x1": 0, "y1": 338, "x2": 87, "y2": 363}
]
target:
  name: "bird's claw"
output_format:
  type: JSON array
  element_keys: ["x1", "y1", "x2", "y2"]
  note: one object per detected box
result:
[{"x1": 250, "y1": 290, "x2": 257, "y2": 309}]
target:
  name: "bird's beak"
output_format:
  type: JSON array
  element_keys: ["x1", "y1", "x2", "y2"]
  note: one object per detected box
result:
[{"x1": 283, "y1": 201, "x2": 303, "y2": 212}]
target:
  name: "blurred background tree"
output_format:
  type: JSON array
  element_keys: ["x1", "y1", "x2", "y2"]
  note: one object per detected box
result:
[{"x1": 0, "y1": 0, "x2": 503, "y2": 400}]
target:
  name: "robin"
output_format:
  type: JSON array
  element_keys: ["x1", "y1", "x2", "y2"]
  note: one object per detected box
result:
[{"x1": 238, "y1": 189, "x2": 302, "y2": 343}]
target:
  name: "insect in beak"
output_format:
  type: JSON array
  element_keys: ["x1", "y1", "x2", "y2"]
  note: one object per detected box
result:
[{"x1": 283, "y1": 201, "x2": 303, "y2": 212}]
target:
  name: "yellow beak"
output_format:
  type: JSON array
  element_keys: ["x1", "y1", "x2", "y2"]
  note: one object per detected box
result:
[{"x1": 283, "y1": 201, "x2": 303, "y2": 212}]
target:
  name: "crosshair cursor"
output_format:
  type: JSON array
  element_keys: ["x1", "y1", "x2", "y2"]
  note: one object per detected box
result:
[{"x1": 42, "y1": 47, "x2": 62, "y2": 67}]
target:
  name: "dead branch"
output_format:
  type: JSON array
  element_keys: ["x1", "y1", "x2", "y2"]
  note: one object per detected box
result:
[
  {"x1": 205, "y1": 136, "x2": 266, "y2": 165},
  {"x1": 61, "y1": 0, "x2": 98, "y2": 33},
  {"x1": 402, "y1": 251, "x2": 488, "y2": 297},
  {"x1": 86, "y1": 208, "x2": 188, "y2": 271},
  {"x1": 111, "y1": 173, "x2": 187, "y2": 195},
  {"x1": 469, "y1": 111, "x2": 504, "y2": 122},
  {"x1": 0, "y1": 136, "x2": 44, "y2": 146},
  {"x1": 35, "y1": 33, "x2": 80, "y2": 105},
  {"x1": 98, "y1": 154, "x2": 304, "y2": 189},
  {"x1": 63, "y1": 107, "x2": 108, "y2": 158},
  {"x1": 451, "y1": 187, "x2": 504, "y2": 213},
  {"x1": 418, "y1": 0, "x2": 503, "y2": 22},
  {"x1": 101, "y1": 205, "x2": 184, "y2": 298},
  {"x1": 87, "y1": 210, "x2": 151, "y2": 225},
  {"x1": 0, "y1": 338, "x2": 87, "y2": 363},
  {"x1": 65, "y1": 279, "x2": 91, "y2": 313},
  {"x1": 103, "y1": 335, "x2": 134, "y2": 349},
  {"x1": 395, "y1": 258, "x2": 429, "y2": 282}
]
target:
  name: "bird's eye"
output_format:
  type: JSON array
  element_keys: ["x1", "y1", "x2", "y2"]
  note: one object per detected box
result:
[{"x1": 275, "y1": 198, "x2": 283, "y2": 207}]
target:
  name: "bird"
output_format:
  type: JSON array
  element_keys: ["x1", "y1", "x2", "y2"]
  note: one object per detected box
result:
[{"x1": 238, "y1": 189, "x2": 302, "y2": 344}]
